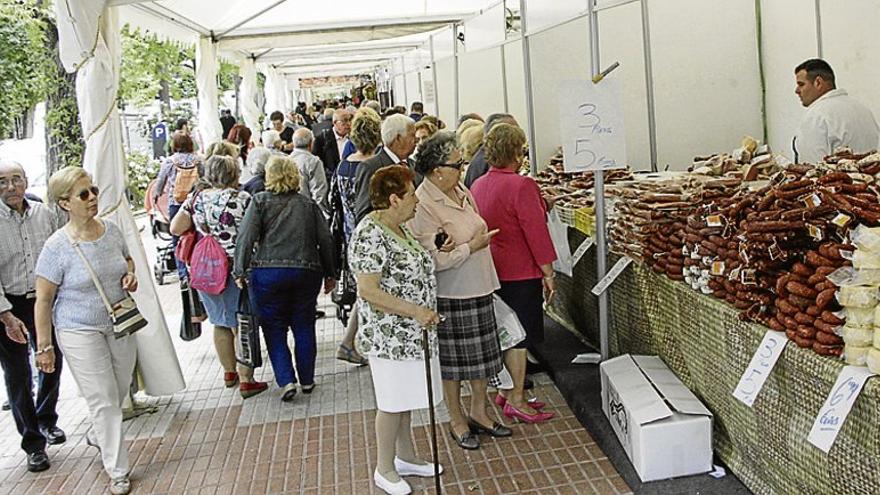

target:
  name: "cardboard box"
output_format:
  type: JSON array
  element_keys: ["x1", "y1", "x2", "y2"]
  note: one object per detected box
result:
[{"x1": 600, "y1": 354, "x2": 713, "y2": 482}]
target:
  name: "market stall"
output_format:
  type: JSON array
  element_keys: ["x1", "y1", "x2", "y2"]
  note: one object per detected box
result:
[{"x1": 545, "y1": 146, "x2": 880, "y2": 495}]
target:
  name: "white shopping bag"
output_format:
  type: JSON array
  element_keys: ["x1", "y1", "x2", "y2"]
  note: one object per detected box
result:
[
  {"x1": 548, "y1": 209, "x2": 572, "y2": 276},
  {"x1": 494, "y1": 295, "x2": 526, "y2": 351}
]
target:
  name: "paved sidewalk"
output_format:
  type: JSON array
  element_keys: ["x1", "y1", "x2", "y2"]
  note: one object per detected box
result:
[{"x1": 0, "y1": 225, "x2": 632, "y2": 494}]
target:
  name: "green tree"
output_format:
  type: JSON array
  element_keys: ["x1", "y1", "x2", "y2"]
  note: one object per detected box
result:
[
  {"x1": 0, "y1": 0, "x2": 54, "y2": 138},
  {"x1": 119, "y1": 25, "x2": 197, "y2": 115}
]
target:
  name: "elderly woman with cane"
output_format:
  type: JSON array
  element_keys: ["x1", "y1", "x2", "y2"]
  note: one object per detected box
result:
[{"x1": 348, "y1": 165, "x2": 443, "y2": 495}]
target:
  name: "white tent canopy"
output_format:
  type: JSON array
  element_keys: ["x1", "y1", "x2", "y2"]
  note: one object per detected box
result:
[{"x1": 115, "y1": 0, "x2": 493, "y2": 83}]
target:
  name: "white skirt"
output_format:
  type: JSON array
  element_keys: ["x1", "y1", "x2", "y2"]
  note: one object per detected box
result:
[{"x1": 369, "y1": 355, "x2": 444, "y2": 413}]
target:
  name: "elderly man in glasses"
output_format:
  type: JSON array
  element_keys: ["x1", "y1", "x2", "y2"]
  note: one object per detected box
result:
[{"x1": 0, "y1": 160, "x2": 66, "y2": 473}]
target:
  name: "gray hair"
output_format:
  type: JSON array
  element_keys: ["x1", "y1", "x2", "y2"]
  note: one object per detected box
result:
[
  {"x1": 204, "y1": 155, "x2": 239, "y2": 188},
  {"x1": 323, "y1": 108, "x2": 334, "y2": 119},
  {"x1": 261, "y1": 129, "x2": 281, "y2": 149},
  {"x1": 381, "y1": 114, "x2": 415, "y2": 146},
  {"x1": 332, "y1": 108, "x2": 352, "y2": 123},
  {"x1": 0, "y1": 159, "x2": 26, "y2": 176},
  {"x1": 484, "y1": 113, "x2": 517, "y2": 134},
  {"x1": 414, "y1": 131, "x2": 457, "y2": 176},
  {"x1": 362, "y1": 100, "x2": 381, "y2": 113},
  {"x1": 293, "y1": 128, "x2": 314, "y2": 148},
  {"x1": 247, "y1": 147, "x2": 272, "y2": 176}
]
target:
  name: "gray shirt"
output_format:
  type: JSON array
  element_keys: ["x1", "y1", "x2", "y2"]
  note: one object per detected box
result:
[
  {"x1": 35, "y1": 220, "x2": 130, "y2": 330},
  {"x1": 0, "y1": 199, "x2": 64, "y2": 313},
  {"x1": 291, "y1": 148, "x2": 330, "y2": 218}
]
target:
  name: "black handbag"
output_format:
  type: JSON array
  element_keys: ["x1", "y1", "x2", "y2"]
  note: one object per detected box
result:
[
  {"x1": 179, "y1": 279, "x2": 205, "y2": 341},
  {"x1": 235, "y1": 289, "x2": 262, "y2": 368}
]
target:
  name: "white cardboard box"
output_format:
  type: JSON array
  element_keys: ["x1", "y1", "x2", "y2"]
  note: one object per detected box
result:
[{"x1": 600, "y1": 354, "x2": 713, "y2": 482}]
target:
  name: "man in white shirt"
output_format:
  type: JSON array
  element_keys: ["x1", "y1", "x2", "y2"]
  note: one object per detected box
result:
[
  {"x1": 793, "y1": 58, "x2": 879, "y2": 164},
  {"x1": 312, "y1": 109, "x2": 352, "y2": 178},
  {"x1": 0, "y1": 160, "x2": 66, "y2": 473}
]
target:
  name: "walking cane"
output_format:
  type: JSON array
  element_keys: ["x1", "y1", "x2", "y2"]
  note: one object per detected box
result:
[{"x1": 421, "y1": 319, "x2": 443, "y2": 494}]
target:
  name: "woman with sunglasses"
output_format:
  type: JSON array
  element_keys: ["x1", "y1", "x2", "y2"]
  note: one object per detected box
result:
[
  {"x1": 407, "y1": 131, "x2": 509, "y2": 450},
  {"x1": 33, "y1": 167, "x2": 138, "y2": 494}
]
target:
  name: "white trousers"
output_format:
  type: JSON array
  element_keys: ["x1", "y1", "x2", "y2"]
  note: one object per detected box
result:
[{"x1": 56, "y1": 327, "x2": 136, "y2": 479}]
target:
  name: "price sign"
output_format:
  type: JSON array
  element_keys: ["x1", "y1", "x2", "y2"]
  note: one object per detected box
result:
[
  {"x1": 591, "y1": 256, "x2": 632, "y2": 296},
  {"x1": 572, "y1": 237, "x2": 595, "y2": 267},
  {"x1": 558, "y1": 79, "x2": 627, "y2": 172},
  {"x1": 732, "y1": 330, "x2": 788, "y2": 407},
  {"x1": 808, "y1": 366, "x2": 874, "y2": 453}
]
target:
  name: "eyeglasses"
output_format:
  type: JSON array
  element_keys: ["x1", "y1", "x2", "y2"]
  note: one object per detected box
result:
[
  {"x1": 71, "y1": 186, "x2": 99, "y2": 201},
  {"x1": 0, "y1": 177, "x2": 25, "y2": 189},
  {"x1": 441, "y1": 158, "x2": 465, "y2": 170}
]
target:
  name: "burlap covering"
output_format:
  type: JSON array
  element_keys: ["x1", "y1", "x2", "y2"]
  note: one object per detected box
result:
[{"x1": 550, "y1": 229, "x2": 880, "y2": 495}]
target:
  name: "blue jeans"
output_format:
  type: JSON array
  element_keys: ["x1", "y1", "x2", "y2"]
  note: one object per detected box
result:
[{"x1": 249, "y1": 267, "x2": 322, "y2": 387}]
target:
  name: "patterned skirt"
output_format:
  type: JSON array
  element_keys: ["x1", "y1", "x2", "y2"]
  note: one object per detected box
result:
[{"x1": 436, "y1": 294, "x2": 503, "y2": 381}]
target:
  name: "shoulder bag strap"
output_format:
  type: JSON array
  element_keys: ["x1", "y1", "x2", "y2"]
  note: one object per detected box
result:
[{"x1": 66, "y1": 230, "x2": 116, "y2": 318}]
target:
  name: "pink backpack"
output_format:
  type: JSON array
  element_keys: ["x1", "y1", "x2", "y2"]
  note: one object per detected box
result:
[
  {"x1": 189, "y1": 235, "x2": 228, "y2": 295},
  {"x1": 189, "y1": 192, "x2": 232, "y2": 295}
]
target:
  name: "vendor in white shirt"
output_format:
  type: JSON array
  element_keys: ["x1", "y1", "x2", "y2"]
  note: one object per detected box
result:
[{"x1": 793, "y1": 58, "x2": 879, "y2": 164}]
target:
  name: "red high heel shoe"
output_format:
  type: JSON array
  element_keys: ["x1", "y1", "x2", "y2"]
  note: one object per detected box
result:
[
  {"x1": 503, "y1": 402, "x2": 554, "y2": 424},
  {"x1": 494, "y1": 394, "x2": 546, "y2": 410}
]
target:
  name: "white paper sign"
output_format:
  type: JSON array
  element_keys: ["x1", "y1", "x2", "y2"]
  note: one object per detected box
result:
[
  {"x1": 732, "y1": 330, "x2": 788, "y2": 407},
  {"x1": 572, "y1": 237, "x2": 595, "y2": 267},
  {"x1": 807, "y1": 366, "x2": 875, "y2": 453},
  {"x1": 558, "y1": 78, "x2": 627, "y2": 172},
  {"x1": 591, "y1": 256, "x2": 633, "y2": 296}
]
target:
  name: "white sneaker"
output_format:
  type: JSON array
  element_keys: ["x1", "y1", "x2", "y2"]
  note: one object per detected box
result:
[
  {"x1": 374, "y1": 469, "x2": 412, "y2": 495},
  {"x1": 110, "y1": 476, "x2": 130, "y2": 495},
  {"x1": 394, "y1": 457, "x2": 444, "y2": 477}
]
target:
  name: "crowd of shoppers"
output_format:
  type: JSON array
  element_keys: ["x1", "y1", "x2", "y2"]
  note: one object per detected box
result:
[{"x1": 1, "y1": 100, "x2": 560, "y2": 495}]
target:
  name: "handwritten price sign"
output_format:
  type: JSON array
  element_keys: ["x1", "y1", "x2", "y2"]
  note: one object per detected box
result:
[
  {"x1": 808, "y1": 366, "x2": 874, "y2": 453},
  {"x1": 558, "y1": 79, "x2": 627, "y2": 172},
  {"x1": 732, "y1": 330, "x2": 788, "y2": 407}
]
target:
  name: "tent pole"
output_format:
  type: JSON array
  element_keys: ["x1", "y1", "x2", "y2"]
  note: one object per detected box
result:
[
  {"x1": 430, "y1": 35, "x2": 440, "y2": 117},
  {"x1": 588, "y1": 0, "x2": 610, "y2": 362},
  {"x1": 452, "y1": 23, "x2": 460, "y2": 122},
  {"x1": 640, "y1": 0, "x2": 658, "y2": 173},
  {"x1": 518, "y1": 0, "x2": 537, "y2": 176}
]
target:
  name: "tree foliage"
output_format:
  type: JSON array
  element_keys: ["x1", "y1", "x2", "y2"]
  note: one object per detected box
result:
[
  {"x1": 0, "y1": 0, "x2": 54, "y2": 138},
  {"x1": 119, "y1": 25, "x2": 240, "y2": 116}
]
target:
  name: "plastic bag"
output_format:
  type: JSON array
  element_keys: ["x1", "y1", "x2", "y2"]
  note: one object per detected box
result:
[
  {"x1": 548, "y1": 209, "x2": 572, "y2": 277},
  {"x1": 495, "y1": 295, "x2": 526, "y2": 351}
]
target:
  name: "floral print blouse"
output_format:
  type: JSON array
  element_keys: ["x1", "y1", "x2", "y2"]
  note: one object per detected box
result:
[
  {"x1": 182, "y1": 188, "x2": 250, "y2": 257},
  {"x1": 348, "y1": 213, "x2": 438, "y2": 361}
]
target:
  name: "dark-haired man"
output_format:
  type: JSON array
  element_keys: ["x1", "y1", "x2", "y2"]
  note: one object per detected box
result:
[
  {"x1": 793, "y1": 58, "x2": 879, "y2": 164},
  {"x1": 270, "y1": 111, "x2": 295, "y2": 153}
]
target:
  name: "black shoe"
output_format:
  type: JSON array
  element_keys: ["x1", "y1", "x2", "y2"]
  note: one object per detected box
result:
[
  {"x1": 2, "y1": 400, "x2": 9, "y2": 411},
  {"x1": 467, "y1": 418, "x2": 513, "y2": 438},
  {"x1": 301, "y1": 383, "x2": 315, "y2": 394},
  {"x1": 450, "y1": 429, "x2": 480, "y2": 450},
  {"x1": 40, "y1": 426, "x2": 66, "y2": 445},
  {"x1": 315, "y1": 310, "x2": 326, "y2": 319},
  {"x1": 524, "y1": 377, "x2": 535, "y2": 390},
  {"x1": 27, "y1": 450, "x2": 50, "y2": 472}
]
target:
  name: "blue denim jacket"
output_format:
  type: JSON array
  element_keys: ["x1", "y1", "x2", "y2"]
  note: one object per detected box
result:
[{"x1": 233, "y1": 191, "x2": 336, "y2": 278}]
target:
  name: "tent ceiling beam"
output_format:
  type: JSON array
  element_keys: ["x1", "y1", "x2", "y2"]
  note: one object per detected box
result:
[
  {"x1": 130, "y1": 2, "x2": 211, "y2": 37},
  {"x1": 253, "y1": 43, "x2": 424, "y2": 63},
  {"x1": 219, "y1": 14, "x2": 464, "y2": 41},
  {"x1": 215, "y1": 0, "x2": 288, "y2": 39},
  {"x1": 276, "y1": 56, "x2": 392, "y2": 70},
  {"x1": 258, "y1": 48, "x2": 421, "y2": 65}
]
